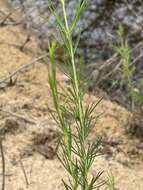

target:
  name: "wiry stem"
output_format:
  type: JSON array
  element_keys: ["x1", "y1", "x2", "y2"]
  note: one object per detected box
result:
[{"x1": 48, "y1": 1, "x2": 103, "y2": 189}]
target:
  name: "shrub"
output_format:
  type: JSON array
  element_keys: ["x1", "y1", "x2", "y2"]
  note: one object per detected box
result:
[
  {"x1": 47, "y1": 0, "x2": 105, "y2": 189},
  {"x1": 114, "y1": 25, "x2": 143, "y2": 106}
]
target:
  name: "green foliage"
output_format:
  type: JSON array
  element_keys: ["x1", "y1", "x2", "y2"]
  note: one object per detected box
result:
[
  {"x1": 48, "y1": 0, "x2": 105, "y2": 189},
  {"x1": 114, "y1": 25, "x2": 143, "y2": 105},
  {"x1": 131, "y1": 79, "x2": 143, "y2": 104},
  {"x1": 114, "y1": 25, "x2": 134, "y2": 93},
  {"x1": 107, "y1": 173, "x2": 116, "y2": 190}
]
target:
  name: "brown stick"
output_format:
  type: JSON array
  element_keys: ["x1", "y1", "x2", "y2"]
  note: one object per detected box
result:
[
  {"x1": 0, "y1": 108, "x2": 36, "y2": 125},
  {"x1": 19, "y1": 159, "x2": 29, "y2": 186},
  {"x1": 0, "y1": 7, "x2": 21, "y2": 26},
  {"x1": 20, "y1": 35, "x2": 31, "y2": 51},
  {"x1": 0, "y1": 53, "x2": 48, "y2": 85},
  {"x1": 0, "y1": 139, "x2": 5, "y2": 190}
]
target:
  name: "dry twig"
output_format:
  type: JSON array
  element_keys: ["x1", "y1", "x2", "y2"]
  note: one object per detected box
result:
[
  {"x1": 20, "y1": 35, "x2": 31, "y2": 51},
  {"x1": 19, "y1": 159, "x2": 29, "y2": 186},
  {"x1": 0, "y1": 139, "x2": 5, "y2": 190},
  {"x1": 0, "y1": 108, "x2": 36, "y2": 125},
  {"x1": 0, "y1": 7, "x2": 21, "y2": 26},
  {"x1": 0, "y1": 53, "x2": 48, "y2": 86}
]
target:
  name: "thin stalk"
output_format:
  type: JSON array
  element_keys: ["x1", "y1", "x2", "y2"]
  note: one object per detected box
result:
[
  {"x1": 0, "y1": 139, "x2": 5, "y2": 190},
  {"x1": 61, "y1": 2, "x2": 92, "y2": 188},
  {"x1": 48, "y1": 1, "x2": 103, "y2": 189},
  {"x1": 61, "y1": 1, "x2": 85, "y2": 141}
]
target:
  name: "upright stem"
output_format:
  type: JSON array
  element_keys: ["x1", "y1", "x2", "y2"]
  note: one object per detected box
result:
[{"x1": 62, "y1": 1, "x2": 89, "y2": 188}]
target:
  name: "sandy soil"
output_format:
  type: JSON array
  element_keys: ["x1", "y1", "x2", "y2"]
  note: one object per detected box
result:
[{"x1": 0, "y1": 1, "x2": 143, "y2": 190}]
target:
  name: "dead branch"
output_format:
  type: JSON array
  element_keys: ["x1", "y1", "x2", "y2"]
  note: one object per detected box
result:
[
  {"x1": 0, "y1": 139, "x2": 5, "y2": 190},
  {"x1": 0, "y1": 7, "x2": 21, "y2": 26},
  {"x1": 90, "y1": 40, "x2": 143, "y2": 86},
  {"x1": 0, "y1": 39, "x2": 31, "y2": 53},
  {"x1": 0, "y1": 10, "x2": 15, "y2": 24},
  {"x1": 0, "y1": 173, "x2": 12, "y2": 177},
  {"x1": 96, "y1": 60, "x2": 122, "y2": 86},
  {"x1": 20, "y1": 34, "x2": 31, "y2": 51},
  {"x1": 0, "y1": 108, "x2": 36, "y2": 125},
  {"x1": 87, "y1": 53, "x2": 118, "y2": 70},
  {"x1": 0, "y1": 53, "x2": 48, "y2": 86},
  {"x1": 19, "y1": 159, "x2": 29, "y2": 186}
]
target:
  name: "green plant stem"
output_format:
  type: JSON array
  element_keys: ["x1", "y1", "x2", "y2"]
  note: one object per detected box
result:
[{"x1": 48, "y1": 1, "x2": 103, "y2": 189}]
